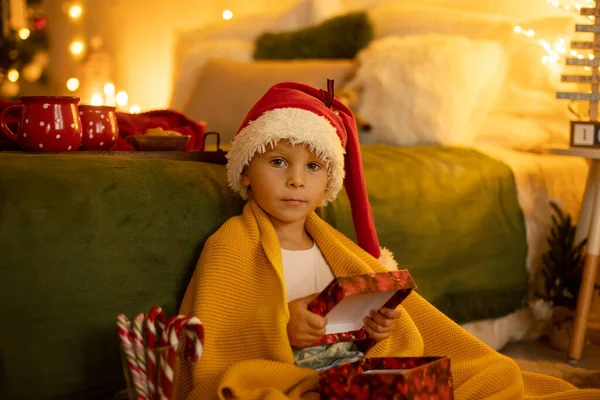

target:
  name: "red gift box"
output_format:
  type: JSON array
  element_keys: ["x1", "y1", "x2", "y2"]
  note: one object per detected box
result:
[
  {"x1": 307, "y1": 270, "x2": 416, "y2": 345},
  {"x1": 319, "y1": 356, "x2": 454, "y2": 400}
]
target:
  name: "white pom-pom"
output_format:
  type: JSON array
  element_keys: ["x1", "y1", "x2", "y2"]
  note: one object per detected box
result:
[{"x1": 378, "y1": 247, "x2": 398, "y2": 270}]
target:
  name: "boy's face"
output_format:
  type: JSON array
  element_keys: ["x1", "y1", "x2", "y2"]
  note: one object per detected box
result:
[{"x1": 241, "y1": 140, "x2": 329, "y2": 227}]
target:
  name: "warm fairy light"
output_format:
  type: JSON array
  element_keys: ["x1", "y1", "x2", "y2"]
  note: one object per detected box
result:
[
  {"x1": 69, "y1": 4, "x2": 83, "y2": 19},
  {"x1": 104, "y1": 82, "x2": 115, "y2": 95},
  {"x1": 91, "y1": 93, "x2": 103, "y2": 106},
  {"x1": 7, "y1": 69, "x2": 19, "y2": 82},
  {"x1": 129, "y1": 105, "x2": 141, "y2": 114},
  {"x1": 115, "y1": 91, "x2": 128, "y2": 107},
  {"x1": 66, "y1": 77, "x2": 79, "y2": 91},
  {"x1": 18, "y1": 28, "x2": 30, "y2": 40},
  {"x1": 69, "y1": 40, "x2": 85, "y2": 56},
  {"x1": 547, "y1": 0, "x2": 593, "y2": 13},
  {"x1": 222, "y1": 9, "x2": 233, "y2": 20}
]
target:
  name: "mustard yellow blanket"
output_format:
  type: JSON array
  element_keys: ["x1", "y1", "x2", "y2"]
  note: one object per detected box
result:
[{"x1": 174, "y1": 200, "x2": 600, "y2": 399}]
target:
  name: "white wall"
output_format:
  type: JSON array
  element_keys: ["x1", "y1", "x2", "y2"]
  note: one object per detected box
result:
[{"x1": 44, "y1": 0, "x2": 573, "y2": 111}]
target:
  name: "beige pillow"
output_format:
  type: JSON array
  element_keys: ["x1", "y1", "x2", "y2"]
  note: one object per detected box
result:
[{"x1": 182, "y1": 58, "x2": 356, "y2": 144}]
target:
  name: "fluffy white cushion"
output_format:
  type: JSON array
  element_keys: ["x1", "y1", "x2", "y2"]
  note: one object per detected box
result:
[{"x1": 347, "y1": 35, "x2": 507, "y2": 146}]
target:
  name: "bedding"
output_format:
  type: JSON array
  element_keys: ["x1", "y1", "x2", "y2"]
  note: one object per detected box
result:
[
  {"x1": 346, "y1": 34, "x2": 507, "y2": 147},
  {"x1": 181, "y1": 58, "x2": 356, "y2": 144},
  {"x1": 319, "y1": 145, "x2": 529, "y2": 324},
  {"x1": 254, "y1": 11, "x2": 373, "y2": 59},
  {"x1": 462, "y1": 145, "x2": 588, "y2": 349},
  {"x1": 165, "y1": 0, "x2": 589, "y2": 351}
]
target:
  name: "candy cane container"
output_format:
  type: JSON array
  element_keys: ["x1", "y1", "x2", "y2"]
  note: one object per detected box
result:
[{"x1": 117, "y1": 309, "x2": 204, "y2": 400}]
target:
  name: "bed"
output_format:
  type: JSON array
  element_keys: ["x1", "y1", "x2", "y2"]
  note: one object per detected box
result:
[{"x1": 167, "y1": 0, "x2": 590, "y2": 350}]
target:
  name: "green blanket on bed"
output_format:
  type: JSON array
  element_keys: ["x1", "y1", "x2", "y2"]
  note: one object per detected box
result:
[
  {"x1": 319, "y1": 145, "x2": 528, "y2": 324},
  {"x1": 0, "y1": 146, "x2": 527, "y2": 399}
]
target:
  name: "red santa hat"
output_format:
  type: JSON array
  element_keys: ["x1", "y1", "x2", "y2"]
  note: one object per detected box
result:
[{"x1": 227, "y1": 80, "x2": 391, "y2": 264}]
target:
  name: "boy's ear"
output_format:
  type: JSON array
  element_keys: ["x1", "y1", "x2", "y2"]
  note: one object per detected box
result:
[{"x1": 241, "y1": 167, "x2": 250, "y2": 187}]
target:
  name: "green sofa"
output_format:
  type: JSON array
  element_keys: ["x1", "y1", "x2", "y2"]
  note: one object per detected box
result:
[{"x1": 0, "y1": 145, "x2": 527, "y2": 399}]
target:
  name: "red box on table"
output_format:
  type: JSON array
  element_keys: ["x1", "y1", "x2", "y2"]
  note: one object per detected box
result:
[
  {"x1": 307, "y1": 270, "x2": 416, "y2": 345},
  {"x1": 319, "y1": 356, "x2": 454, "y2": 400}
]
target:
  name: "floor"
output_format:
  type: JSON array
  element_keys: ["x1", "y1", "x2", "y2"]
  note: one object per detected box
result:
[{"x1": 500, "y1": 337, "x2": 600, "y2": 370}]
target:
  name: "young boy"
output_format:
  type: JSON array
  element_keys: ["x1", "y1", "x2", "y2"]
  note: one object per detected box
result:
[{"x1": 174, "y1": 81, "x2": 599, "y2": 400}]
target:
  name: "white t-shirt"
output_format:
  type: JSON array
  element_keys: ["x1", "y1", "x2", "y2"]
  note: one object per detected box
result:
[{"x1": 281, "y1": 243, "x2": 335, "y2": 302}]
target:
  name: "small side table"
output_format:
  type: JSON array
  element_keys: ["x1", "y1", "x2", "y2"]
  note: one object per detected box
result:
[{"x1": 546, "y1": 147, "x2": 599, "y2": 362}]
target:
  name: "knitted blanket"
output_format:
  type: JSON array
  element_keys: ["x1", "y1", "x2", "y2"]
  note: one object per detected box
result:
[{"x1": 174, "y1": 200, "x2": 599, "y2": 399}]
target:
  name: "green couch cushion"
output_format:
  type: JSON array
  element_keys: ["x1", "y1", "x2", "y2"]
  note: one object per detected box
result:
[
  {"x1": 0, "y1": 146, "x2": 527, "y2": 399},
  {"x1": 254, "y1": 12, "x2": 373, "y2": 60}
]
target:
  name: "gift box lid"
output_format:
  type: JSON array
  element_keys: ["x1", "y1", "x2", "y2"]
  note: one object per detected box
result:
[{"x1": 307, "y1": 270, "x2": 416, "y2": 344}]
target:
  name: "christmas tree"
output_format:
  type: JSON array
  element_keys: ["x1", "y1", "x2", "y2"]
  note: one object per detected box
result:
[{"x1": 0, "y1": 0, "x2": 49, "y2": 99}]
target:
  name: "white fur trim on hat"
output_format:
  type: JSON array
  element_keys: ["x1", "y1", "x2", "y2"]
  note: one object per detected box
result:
[{"x1": 226, "y1": 107, "x2": 345, "y2": 205}]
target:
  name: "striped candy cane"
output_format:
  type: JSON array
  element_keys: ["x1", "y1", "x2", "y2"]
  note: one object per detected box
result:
[
  {"x1": 158, "y1": 315, "x2": 187, "y2": 400},
  {"x1": 117, "y1": 314, "x2": 148, "y2": 400},
  {"x1": 146, "y1": 307, "x2": 166, "y2": 400},
  {"x1": 182, "y1": 317, "x2": 204, "y2": 362},
  {"x1": 132, "y1": 313, "x2": 147, "y2": 394}
]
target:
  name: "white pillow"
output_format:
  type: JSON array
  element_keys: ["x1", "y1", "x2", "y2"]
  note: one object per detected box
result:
[
  {"x1": 169, "y1": 40, "x2": 253, "y2": 111},
  {"x1": 170, "y1": 0, "x2": 343, "y2": 111},
  {"x1": 348, "y1": 35, "x2": 507, "y2": 147}
]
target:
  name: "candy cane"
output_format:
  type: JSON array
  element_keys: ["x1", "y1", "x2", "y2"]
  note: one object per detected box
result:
[
  {"x1": 132, "y1": 313, "x2": 147, "y2": 394},
  {"x1": 117, "y1": 314, "x2": 148, "y2": 400},
  {"x1": 146, "y1": 307, "x2": 166, "y2": 400},
  {"x1": 182, "y1": 317, "x2": 204, "y2": 362},
  {"x1": 158, "y1": 315, "x2": 186, "y2": 400}
]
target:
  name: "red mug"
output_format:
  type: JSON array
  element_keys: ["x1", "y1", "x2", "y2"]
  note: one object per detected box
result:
[
  {"x1": 0, "y1": 96, "x2": 82, "y2": 152},
  {"x1": 79, "y1": 105, "x2": 119, "y2": 151}
]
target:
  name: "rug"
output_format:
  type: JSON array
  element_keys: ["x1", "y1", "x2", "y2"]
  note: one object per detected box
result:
[{"x1": 514, "y1": 358, "x2": 600, "y2": 389}]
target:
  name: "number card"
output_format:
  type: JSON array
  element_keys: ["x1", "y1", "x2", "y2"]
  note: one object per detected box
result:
[{"x1": 570, "y1": 121, "x2": 600, "y2": 148}]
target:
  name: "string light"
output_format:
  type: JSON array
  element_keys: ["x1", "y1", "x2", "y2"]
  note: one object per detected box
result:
[
  {"x1": 7, "y1": 69, "x2": 19, "y2": 83},
  {"x1": 18, "y1": 28, "x2": 30, "y2": 40},
  {"x1": 222, "y1": 9, "x2": 233, "y2": 20},
  {"x1": 66, "y1": 77, "x2": 79, "y2": 91},
  {"x1": 68, "y1": 4, "x2": 83, "y2": 20},
  {"x1": 69, "y1": 40, "x2": 85, "y2": 56},
  {"x1": 103, "y1": 82, "x2": 115, "y2": 95},
  {"x1": 546, "y1": 0, "x2": 595, "y2": 14},
  {"x1": 115, "y1": 91, "x2": 128, "y2": 107},
  {"x1": 526, "y1": 0, "x2": 600, "y2": 66},
  {"x1": 91, "y1": 93, "x2": 103, "y2": 106}
]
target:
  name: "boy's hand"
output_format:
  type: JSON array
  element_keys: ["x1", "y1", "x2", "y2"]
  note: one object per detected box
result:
[
  {"x1": 287, "y1": 293, "x2": 327, "y2": 348},
  {"x1": 363, "y1": 308, "x2": 401, "y2": 341}
]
